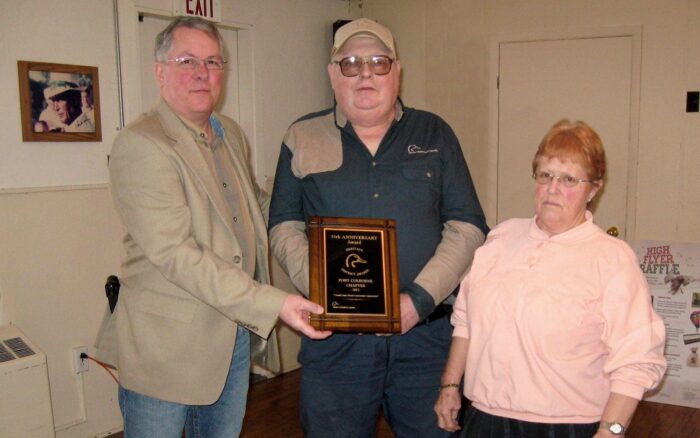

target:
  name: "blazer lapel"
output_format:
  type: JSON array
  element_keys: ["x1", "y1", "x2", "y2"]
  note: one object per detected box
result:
[{"x1": 155, "y1": 101, "x2": 238, "y2": 239}]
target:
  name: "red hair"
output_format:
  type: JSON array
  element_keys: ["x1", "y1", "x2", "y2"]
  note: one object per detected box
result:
[{"x1": 531, "y1": 119, "x2": 606, "y2": 181}]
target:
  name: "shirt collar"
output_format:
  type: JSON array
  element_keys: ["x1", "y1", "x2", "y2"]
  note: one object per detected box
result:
[
  {"x1": 529, "y1": 210, "x2": 598, "y2": 242},
  {"x1": 177, "y1": 113, "x2": 224, "y2": 148},
  {"x1": 210, "y1": 116, "x2": 225, "y2": 138},
  {"x1": 334, "y1": 98, "x2": 405, "y2": 128}
]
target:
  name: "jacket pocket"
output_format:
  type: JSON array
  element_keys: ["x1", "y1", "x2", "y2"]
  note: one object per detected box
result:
[{"x1": 138, "y1": 289, "x2": 197, "y2": 323}]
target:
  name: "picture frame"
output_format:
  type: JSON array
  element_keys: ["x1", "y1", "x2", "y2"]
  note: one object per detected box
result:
[{"x1": 17, "y1": 61, "x2": 101, "y2": 142}]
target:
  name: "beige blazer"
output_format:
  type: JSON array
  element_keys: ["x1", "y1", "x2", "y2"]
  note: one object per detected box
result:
[{"x1": 95, "y1": 100, "x2": 287, "y2": 404}]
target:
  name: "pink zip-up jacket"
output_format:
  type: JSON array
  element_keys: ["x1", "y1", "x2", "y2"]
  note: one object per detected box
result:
[{"x1": 452, "y1": 213, "x2": 666, "y2": 424}]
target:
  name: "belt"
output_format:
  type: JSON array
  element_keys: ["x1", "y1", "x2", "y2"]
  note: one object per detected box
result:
[{"x1": 417, "y1": 304, "x2": 452, "y2": 326}]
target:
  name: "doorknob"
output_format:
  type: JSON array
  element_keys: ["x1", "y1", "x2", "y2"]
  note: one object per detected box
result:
[{"x1": 606, "y1": 226, "x2": 619, "y2": 237}]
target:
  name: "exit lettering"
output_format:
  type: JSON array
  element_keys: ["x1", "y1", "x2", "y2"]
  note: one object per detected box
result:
[
  {"x1": 174, "y1": 0, "x2": 221, "y2": 22},
  {"x1": 185, "y1": 0, "x2": 214, "y2": 19}
]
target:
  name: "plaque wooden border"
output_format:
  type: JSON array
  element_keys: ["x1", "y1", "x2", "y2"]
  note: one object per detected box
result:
[{"x1": 308, "y1": 216, "x2": 401, "y2": 333}]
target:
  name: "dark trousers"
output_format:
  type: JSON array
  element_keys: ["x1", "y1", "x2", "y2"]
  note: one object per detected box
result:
[
  {"x1": 299, "y1": 315, "x2": 455, "y2": 438},
  {"x1": 460, "y1": 406, "x2": 600, "y2": 438}
]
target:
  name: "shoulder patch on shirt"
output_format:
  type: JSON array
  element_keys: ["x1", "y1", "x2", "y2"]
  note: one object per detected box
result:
[{"x1": 284, "y1": 112, "x2": 342, "y2": 178}]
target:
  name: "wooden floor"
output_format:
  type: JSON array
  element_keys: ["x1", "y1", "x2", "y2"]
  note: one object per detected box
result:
[
  {"x1": 240, "y1": 368, "x2": 392, "y2": 438},
  {"x1": 242, "y1": 369, "x2": 700, "y2": 438},
  {"x1": 110, "y1": 368, "x2": 700, "y2": 437}
]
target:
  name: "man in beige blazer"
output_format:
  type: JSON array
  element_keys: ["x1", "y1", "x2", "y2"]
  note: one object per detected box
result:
[{"x1": 99, "y1": 16, "x2": 330, "y2": 437}]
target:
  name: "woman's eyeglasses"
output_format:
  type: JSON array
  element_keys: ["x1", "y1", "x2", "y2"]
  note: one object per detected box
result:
[{"x1": 532, "y1": 171, "x2": 598, "y2": 188}]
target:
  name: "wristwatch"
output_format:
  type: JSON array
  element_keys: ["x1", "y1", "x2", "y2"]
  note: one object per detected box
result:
[{"x1": 599, "y1": 421, "x2": 626, "y2": 435}]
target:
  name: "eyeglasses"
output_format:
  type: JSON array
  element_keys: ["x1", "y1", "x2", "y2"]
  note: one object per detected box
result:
[
  {"x1": 532, "y1": 171, "x2": 598, "y2": 188},
  {"x1": 332, "y1": 55, "x2": 394, "y2": 77},
  {"x1": 164, "y1": 56, "x2": 227, "y2": 71}
]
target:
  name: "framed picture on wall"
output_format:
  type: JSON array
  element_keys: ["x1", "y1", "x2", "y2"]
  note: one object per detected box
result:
[{"x1": 17, "y1": 61, "x2": 101, "y2": 142}]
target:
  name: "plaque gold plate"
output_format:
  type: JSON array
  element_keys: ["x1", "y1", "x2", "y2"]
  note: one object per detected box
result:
[{"x1": 308, "y1": 216, "x2": 401, "y2": 333}]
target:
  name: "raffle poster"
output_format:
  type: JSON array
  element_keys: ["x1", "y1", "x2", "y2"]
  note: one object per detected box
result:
[{"x1": 634, "y1": 240, "x2": 700, "y2": 408}]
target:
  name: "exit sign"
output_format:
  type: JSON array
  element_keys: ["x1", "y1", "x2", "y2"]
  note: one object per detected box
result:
[{"x1": 173, "y1": 0, "x2": 221, "y2": 22}]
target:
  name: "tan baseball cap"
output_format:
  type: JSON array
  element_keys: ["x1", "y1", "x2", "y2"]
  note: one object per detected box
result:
[
  {"x1": 43, "y1": 72, "x2": 84, "y2": 100},
  {"x1": 331, "y1": 18, "x2": 396, "y2": 59}
]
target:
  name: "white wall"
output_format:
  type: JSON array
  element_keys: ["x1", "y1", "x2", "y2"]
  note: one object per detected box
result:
[
  {"x1": 0, "y1": 187, "x2": 126, "y2": 436},
  {"x1": 0, "y1": 0, "x2": 350, "y2": 436},
  {"x1": 0, "y1": 0, "x2": 119, "y2": 189},
  {"x1": 357, "y1": 0, "x2": 700, "y2": 243}
]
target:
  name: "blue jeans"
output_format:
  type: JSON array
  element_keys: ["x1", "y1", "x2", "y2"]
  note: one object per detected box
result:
[
  {"x1": 299, "y1": 315, "x2": 455, "y2": 438},
  {"x1": 119, "y1": 327, "x2": 250, "y2": 438}
]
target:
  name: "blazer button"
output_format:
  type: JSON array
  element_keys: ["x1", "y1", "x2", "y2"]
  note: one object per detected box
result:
[{"x1": 233, "y1": 256, "x2": 241, "y2": 264}]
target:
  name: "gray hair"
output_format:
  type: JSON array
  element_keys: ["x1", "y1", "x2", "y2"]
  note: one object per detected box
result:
[{"x1": 154, "y1": 16, "x2": 225, "y2": 62}]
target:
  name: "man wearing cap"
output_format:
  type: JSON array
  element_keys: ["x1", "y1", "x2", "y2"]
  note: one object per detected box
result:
[
  {"x1": 41, "y1": 75, "x2": 94, "y2": 132},
  {"x1": 98, "y1": 16, "x2": 330, "y2": 437},
  {"x1": 269, "y1": 18, "x2": 488, "y2": 437}
]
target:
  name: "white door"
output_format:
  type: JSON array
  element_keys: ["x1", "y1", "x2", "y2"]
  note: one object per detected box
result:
[
  {"x1": 137, "y1": 14, "x2": 240, "y2": 120},
  {"x1": 497, "y1": 36, "x2": 637, "y2": 238}
]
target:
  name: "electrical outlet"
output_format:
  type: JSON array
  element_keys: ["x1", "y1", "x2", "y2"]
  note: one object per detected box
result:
[{"x1": 72, "y1": 346, "x2": 89, "y2": 373}]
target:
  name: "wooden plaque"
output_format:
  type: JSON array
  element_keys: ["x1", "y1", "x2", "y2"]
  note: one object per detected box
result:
[{"x1": 308, "y1": 216, "x2": 401, "y2": 333}]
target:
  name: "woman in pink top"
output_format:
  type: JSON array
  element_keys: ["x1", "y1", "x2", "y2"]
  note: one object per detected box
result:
[{"x1": 434, "y1": 120, "x2": 666, "y2": 438}]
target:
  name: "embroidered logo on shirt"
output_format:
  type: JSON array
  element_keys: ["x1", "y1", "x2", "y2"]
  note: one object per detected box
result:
[{"x1": 407, "y1": 144, "x2": 438, "y2": 154}]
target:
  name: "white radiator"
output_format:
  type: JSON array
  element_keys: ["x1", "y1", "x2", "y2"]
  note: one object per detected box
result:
[{"x1": 0, "y1": 324, "x2": 55, "y2": 438}]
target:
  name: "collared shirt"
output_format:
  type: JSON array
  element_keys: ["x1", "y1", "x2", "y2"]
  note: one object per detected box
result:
[
  {"x1": 180, "y1": 116, "x2": 256, "y2": 276},
  {"x1": 269, "y1": 101, "x2": 488, "y2": 316},
  {"x1": 453, "y1": 213, "x2": 666, "y2": 423}
]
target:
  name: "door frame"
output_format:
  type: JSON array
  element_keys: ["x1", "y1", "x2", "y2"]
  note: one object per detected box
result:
[
  {"x1": 487, "y1": 25, "x2": 643, "y2": 240},
  {"x1": 114, "y1": 0, "x2": 256, "y2": 162}
]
